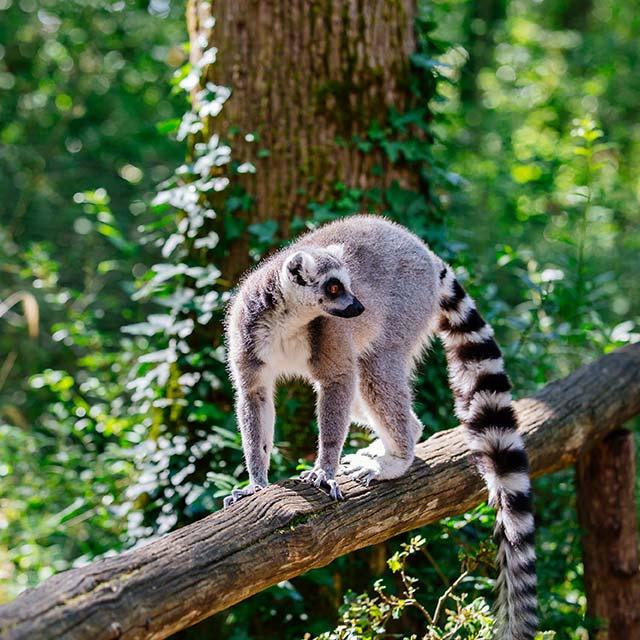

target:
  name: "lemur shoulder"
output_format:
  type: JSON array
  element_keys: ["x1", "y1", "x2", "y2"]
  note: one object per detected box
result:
[{"x1": 224, "y1": 215, "x2": 537, "y2": 640}]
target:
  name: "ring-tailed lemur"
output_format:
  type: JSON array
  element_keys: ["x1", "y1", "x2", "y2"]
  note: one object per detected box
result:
[{"x1": 224, "y1": 215, "x2": 536, "y2": 640}]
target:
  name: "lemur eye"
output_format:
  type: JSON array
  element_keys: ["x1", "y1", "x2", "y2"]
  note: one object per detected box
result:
[{"x1": 324, "y1": 278, "x2": 343, "y2": 298}]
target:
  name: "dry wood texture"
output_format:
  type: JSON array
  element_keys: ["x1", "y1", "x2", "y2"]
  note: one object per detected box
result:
[
  {"x1": 187, "y1": 0, "x2": 420, "y2": 282},
  {"x1": 1, "y1": 344, "x2": 639, "y2": 640},
  {"x1": 577, "y1": 429, "x2": 640, "y2": 639}
]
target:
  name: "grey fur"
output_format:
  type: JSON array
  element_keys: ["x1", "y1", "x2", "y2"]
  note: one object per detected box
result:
[{"x1": 224, "y1": 215, "x2": 537, "y2": 640}]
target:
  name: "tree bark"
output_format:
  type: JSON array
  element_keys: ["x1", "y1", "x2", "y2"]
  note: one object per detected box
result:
[
  {"x1": 187, "y1": 0, "x2": 420, "y2": 282},
  {"x1": 1, "y1": 344, "x2": 639, "y2": 640},
  {"x1": 576, "y1": 429, "x2": 640, "y2": 639}
]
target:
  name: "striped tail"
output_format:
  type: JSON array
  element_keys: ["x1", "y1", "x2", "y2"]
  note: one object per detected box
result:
[{"x1": 437, "y1": 265, "x2": 537, "y2": 640}]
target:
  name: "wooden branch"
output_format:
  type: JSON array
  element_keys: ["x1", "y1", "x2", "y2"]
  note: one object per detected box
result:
[
  {"x1": 576, "y1": 429, "x2": 640, "y2": 639},
  {"x1": 1, "y1": 344, "x2": 640, "y2": 640}
]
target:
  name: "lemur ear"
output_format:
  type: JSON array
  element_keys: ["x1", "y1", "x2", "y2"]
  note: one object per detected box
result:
[{"x1": 284, "y1": 251, "x2": 317, "y2": 286}]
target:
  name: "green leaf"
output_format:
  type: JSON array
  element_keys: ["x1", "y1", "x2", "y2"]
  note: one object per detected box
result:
[
  {"x1": 156, "y1": 118, "x2": 181, "y2": 134},
  {"x1": 248, "y1": 220, "x2": 279, "y2": 245},
  {"x1": 387, "y1": 553, "x2": 402, "y2": 573}
]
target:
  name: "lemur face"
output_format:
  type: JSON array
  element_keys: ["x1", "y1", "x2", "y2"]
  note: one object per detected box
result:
[
  {"x1": 320, "y1": 274, "x2": 365, "y2": 318},
  {"x1": 282, "y1": 246, "x2": 365, "y2": 319}
]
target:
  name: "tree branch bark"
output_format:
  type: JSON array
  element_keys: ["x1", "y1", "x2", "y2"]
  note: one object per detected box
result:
[{"x1": 1, "y1": 344, "x2": 639, "y2": 640}]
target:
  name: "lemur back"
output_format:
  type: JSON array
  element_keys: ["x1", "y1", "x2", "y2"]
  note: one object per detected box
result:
[{"x1": 224, "y1": 215, "x2": 537, "y2": 640}]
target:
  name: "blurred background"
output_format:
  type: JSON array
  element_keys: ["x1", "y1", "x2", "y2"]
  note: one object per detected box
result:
[{"x1": 0, "y1": 0, "x2": 638, "y2": 638}]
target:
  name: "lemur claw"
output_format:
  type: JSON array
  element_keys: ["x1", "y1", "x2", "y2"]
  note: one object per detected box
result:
[
  {"x1": 300, "y1": 468, "x2": 344, "y2": 501},
  {"x1": 223, "y1": 483, "x2": 265, "y2": 508}
]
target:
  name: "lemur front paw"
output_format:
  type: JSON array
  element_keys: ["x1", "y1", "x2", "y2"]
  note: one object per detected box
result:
[
  {"x1": 300, "y1": 467, "x2": 344, "y2": 501},
  {"x1": 223, "y1": 483, "x2": 266, "y2": 508}
]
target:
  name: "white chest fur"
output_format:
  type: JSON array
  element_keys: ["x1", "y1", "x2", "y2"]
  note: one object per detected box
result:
[{"x1": 255, "y1": 313, "x2": 313, "y2": 379}]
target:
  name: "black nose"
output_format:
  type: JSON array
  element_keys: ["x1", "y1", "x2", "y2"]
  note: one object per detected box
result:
[
  {"x1": 331, "y1": 298, "x2": 365, "y2": 318},
  {"x1": 349, "y1": 299, "x2": 365, "y2": 317}
]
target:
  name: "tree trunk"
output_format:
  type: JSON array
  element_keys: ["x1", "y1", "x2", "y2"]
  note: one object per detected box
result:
[
  {"x1": 576, "y1": 429, "x2": 640, "y2": 639},
  {"x1": 187, "y1": 0, "x2": 420, "y2": 282}
]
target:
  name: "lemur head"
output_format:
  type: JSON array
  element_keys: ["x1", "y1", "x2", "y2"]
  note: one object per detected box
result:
[{"x1": 280, "y1": 244, "x2": 365, "y2": 318}]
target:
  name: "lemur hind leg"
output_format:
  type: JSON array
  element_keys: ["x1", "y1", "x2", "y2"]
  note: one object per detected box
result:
[{"x1": 341, "y1": 349, "x2": 423, "y2": 485}]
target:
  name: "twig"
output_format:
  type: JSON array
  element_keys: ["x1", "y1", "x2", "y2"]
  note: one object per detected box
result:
[
  {"x1": 432, "y1": 570, "x2": 468, "y2": 627},
  {"x1": 399, "y1": 568, "x2": 433, "y2": 623}
]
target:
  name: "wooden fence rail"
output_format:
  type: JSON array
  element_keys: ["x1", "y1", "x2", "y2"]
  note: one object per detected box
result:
[{"x1": 1, "y1": 344, "x2": 639, "y2": 640}]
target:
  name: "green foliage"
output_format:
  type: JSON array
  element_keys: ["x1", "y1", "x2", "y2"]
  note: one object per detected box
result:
[
  {"x1": 0, "y1": 373, "x2": 134, "y2": 599},
  {"x1": 0, "y1": 0, "x2": 185, "y2": 420},
  {"x1": 429, "y1": 0, "x2": 639, "y2": 635},
  {"x1": 433, "y1": 0, "x2": 639, "y2": 382},
  {"x1": 0, "y1": 192, "x2": 143, "y2": 599},
  {"x1": 0, "y1": 0, "x2": 184, "y2": 601},
  {"x1": 315, "y1": 536, "x2": 496, "y2": 640}
]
